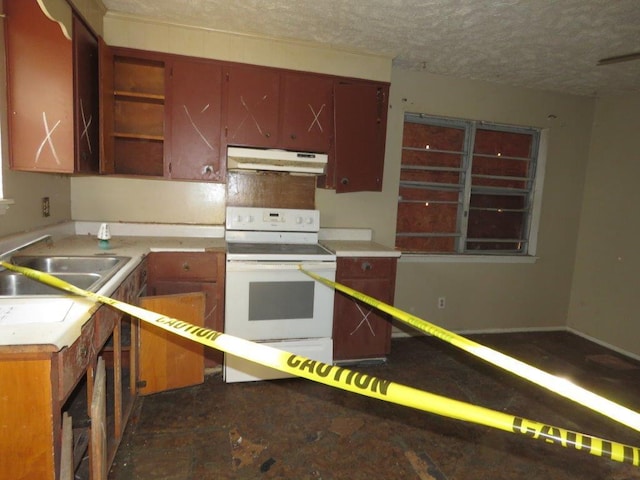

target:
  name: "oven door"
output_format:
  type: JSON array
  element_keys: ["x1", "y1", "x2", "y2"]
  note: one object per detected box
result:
[{"x1": 224, "y1": 261, "x2": 336, "y2": 340}]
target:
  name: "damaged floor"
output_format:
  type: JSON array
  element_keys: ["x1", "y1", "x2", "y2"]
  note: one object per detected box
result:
[{"x1": 108, "y1": 331, "x2": 640, "y2": 479}]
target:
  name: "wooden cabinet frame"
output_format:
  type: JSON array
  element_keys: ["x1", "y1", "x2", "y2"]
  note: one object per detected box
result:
[{"x1": 0, "y1": 261, "x2": 147, "y2": 479}]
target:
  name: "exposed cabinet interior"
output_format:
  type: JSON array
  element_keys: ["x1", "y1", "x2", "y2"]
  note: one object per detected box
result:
[
  {"x1": 332, "y1": 257, "x2": 397, "y2": 361},
  {"x1": 110, "y1": 51, "x2": 166, "y2": 176}
]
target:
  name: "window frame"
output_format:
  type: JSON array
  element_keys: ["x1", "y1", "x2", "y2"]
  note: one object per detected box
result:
[{"x1": 396, "y1": 113, "x2": 546, "y2": 259}]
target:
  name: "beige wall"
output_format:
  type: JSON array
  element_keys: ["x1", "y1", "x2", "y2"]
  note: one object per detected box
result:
[
  {"x1": 567, "y1": 92, "x2": 640, "y2": 355},
  {"x1": 379, "y1": 69, "x2": 595, "y2": 335}
]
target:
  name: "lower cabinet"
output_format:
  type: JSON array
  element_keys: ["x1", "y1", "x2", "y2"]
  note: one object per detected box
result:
[
  {"x1": 0, "y1": 260, "x2": 146, "y2": 480},
  {"x1": 332, "y1": 257, "x2": 398, "y2": 361},
  {"x1": 146, "y1": 251, "x2": 225, "y2": 368}
]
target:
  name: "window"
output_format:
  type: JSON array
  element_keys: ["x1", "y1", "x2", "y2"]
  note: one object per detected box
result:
[{"x1": 396, "y1": 113, "x2": 543, "y2": 256}]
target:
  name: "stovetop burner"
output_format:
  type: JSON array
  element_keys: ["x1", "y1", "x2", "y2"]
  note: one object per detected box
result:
[{"x1": 226, "y1": 241, "x2": 334, "y2": 262}]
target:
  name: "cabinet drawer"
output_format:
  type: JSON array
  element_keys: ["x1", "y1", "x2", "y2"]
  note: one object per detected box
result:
[
  {"x1": 58, "y1": 317, "x2": 98, "y2": 402},
  {"x1": 337, "y1": 257, "x2": 395, "y2": 280},
  {"x1": 148, "y1": 252, "x2": 217, "y2": 280}
]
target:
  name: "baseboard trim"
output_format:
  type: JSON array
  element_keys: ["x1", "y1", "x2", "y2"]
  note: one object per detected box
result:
[
  {"x1": 392, "y1": 325, "x2": 640, "y2": 362},
  {"x1": 566, "y1": 327, "x2": 640, "y2": 363}
]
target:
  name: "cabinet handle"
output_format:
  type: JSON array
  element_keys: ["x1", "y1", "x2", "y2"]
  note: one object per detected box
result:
[
  {"x1": 290, "y1": 133, "x2": 297, "y2": 140},
  {"x1": 341, "y1": 177, "x2": 349, "y2": 185},
  {"x1": 265, "y1": 132, "x2": 271, "y2": 138},
  {"x1": 182, "y1": 262, "x2": 191, "y2": 271},
  {"x1": 202, "y1": 165, "x2": 214, "y2": 174},
  {"x1": 361, "y1": 262, "x2": 372, "y2": 272}
]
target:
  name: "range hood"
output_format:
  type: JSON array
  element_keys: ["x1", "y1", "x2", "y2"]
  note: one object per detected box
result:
[{"x1": 227, "y1": 146, "x2": 328, "y2": 174}]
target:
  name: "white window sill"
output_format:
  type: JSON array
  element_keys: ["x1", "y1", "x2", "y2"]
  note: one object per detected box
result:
[
  {"x1": 399, "y1": 254, "x2": 538, "y2": 264},
  {"x1": 0, "y1": 199, "x2": 14, "y2": 215}
]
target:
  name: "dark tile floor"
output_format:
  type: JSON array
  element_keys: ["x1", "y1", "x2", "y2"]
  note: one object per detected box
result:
[{"x1": 109, "y1": 331, "x2": 640, "y2": 479}]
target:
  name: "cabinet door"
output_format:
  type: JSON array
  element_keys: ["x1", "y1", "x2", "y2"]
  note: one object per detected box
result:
[
  {"x1": 333, "y1": 258, "x2": 397, "y2": 360},
  {"x1": 150, "y1": 281, "x2": 223, "y2": 366},
  {"x1": 280, "y1": 72, "x2": 333, "y2": 153},
  {"x1": 72, "y1": 14, "x2": 100, "y2": 173},
  {"x1": 224, "y1": 64, "x2": 280, "y2": 148},
  {"x1": 5, "y1": 0, "x2": 74, "y2": 173},
  {"x1": 98, "y1": 38, "x2": 115, "y2": 174},
  {"x1": 139, "y1": 292, "x2": 205, "y2": 395},
  {"x1": 168, "y1": 58, "x2": 224, "y2": 181},
  {"x1": 330, "y1": 81, "x2": 389, "y2": 192}
]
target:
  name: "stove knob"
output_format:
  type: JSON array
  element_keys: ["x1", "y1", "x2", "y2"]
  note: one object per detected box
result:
[
  {"x1": 306, "y1": 217, "x2": 314, "y2": 224},
  {"x1": 295, "y1": 216, "x2": 303, "y2": 224}
]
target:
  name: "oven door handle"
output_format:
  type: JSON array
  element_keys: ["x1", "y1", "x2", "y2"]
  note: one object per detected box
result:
[{"x1": 226, "y1": 261, "x2": 336, "y2": 272}]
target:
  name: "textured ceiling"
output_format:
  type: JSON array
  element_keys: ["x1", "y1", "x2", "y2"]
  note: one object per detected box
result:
[{"x1": 101, "y1": 0, "x2": 640, "y2": 97}]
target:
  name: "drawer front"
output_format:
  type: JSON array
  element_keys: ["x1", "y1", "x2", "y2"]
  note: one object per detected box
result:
[
  {"x1": 337, "y1": 257, "x2": 395, "y2": 280},
  {"x1": 148, "y1": 252, "x2": 217, "y2": 281}
]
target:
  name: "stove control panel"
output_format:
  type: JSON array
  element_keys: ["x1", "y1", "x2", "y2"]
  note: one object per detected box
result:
[{"x1": 226, "y1": 206, "x2": 320, "y2": 232}]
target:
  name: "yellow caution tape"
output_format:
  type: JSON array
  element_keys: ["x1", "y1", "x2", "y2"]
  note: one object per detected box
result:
[
  {"x1": 299, "y1": 267, "x2": 640, "y2": 437},
  {"x1": 2, "y1": 260, "x2": 639, "y2": 468}
]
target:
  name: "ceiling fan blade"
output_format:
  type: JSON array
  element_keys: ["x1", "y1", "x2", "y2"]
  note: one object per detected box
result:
[{"x1": 597, "y1": 52, "x2": 640, "y2": 66}]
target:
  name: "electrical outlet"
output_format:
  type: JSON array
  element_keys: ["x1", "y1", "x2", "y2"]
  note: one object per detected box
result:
[
  {"x1": 438, "y1": 297, "x2": 446, "y2": 309},
  {"x1": 42, "y1": 197, "x2": 50, "y2": 217}
]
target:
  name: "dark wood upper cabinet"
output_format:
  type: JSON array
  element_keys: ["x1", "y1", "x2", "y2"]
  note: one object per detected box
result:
[
  {"x1": 167, "y1": 58, "x2": 224, "y2": 181},
  {"x1": 101, "y1": 48, "x2": 226, "y2": 181},
  {"x1": 328, "y1": 81, "x2": 390, "y2": 193},
  {"x1": 5, "y1": 0, "x2": 75, "y2": 173},
  {"x1": 280, "y1": 72, "x2": 333, "y2": 153},
  {"x1": 223, "y1": 67, "x2": 334, "y2": 154},
  {"x1": 223, "y1": 64, "x2": 280, "y2": 149},
  {"x1": 73, "y1": 13, "x2": 100, "y2": 173}
]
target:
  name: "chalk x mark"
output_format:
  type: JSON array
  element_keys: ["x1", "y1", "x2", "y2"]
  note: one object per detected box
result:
[
  {"x1": 36, "y1": 112, "x2": 62, "y2": 165},
  {"x1": 350, "y1": 301, "x2": 376, "y2": 336},
  {"x1": 183, "y1": 105, "x2": 214, "y2": 150},
  {"x1": 307, "y1": 103, "x2": 325, "y2": 133}
]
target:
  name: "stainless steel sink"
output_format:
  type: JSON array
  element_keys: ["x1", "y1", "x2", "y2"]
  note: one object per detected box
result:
[
  {"x1": 0, "y1": 255, "x2": 130, "y2": 296},
  {"x1": 10, "y1": 255, "x2": 128, "y2": 274},
  {"x1": 0, "y1": 272, "x2": 102, "y2": 296}
]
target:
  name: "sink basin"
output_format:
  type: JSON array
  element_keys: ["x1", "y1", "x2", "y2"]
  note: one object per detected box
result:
[
  {"x1": 0, "y1": 272, "x2": 102, "y2": 296},
  {"x1": 0, "y1": 255, "x2": 131, "y2": 297},
  {"x1": 10, "y1": 255, "x2": 128, "y2": 274}
]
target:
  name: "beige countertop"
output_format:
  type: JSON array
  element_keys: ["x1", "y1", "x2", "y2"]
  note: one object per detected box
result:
[
  {"x1": 0, "y1": 225, "x2": 399, "y2": 351},
  {"x1": 0, "y1": 234, "x2": 225, "y2": 351},
  {"x1": 321, "y1": 240, "x2": 401, "y2": 258}
]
